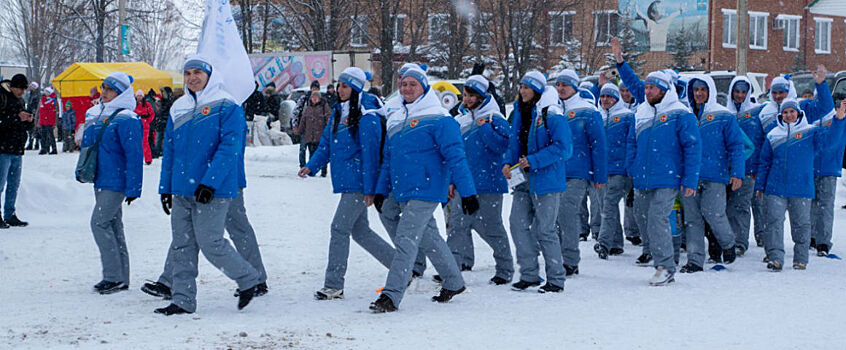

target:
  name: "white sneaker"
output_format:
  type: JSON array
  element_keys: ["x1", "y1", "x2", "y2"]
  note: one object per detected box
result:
[
  {"x1": 649, "y1": 266, "x2": 675, "y2": 286},
  {"x1": 314, "y1": 287, "x2": 344, "y2": 300}
]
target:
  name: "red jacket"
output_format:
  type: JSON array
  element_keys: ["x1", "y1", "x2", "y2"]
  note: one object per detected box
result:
[
  {"x1": 134, "y1": 100, "x2": 155, "y2": 123},
  {"x1": 38, "y1": 93, "x2": 57, "y2": 126}
]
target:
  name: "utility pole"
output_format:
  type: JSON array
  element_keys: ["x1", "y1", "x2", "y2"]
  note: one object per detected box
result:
[
  {"x1": 119, "y1": 0, "x2": 129, "y2": 59},
  {"x1": 736, "y1": 0, "x2": 748, "y2": 75}
]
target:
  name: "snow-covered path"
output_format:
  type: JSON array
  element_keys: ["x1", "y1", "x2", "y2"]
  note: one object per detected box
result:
[{"x1": 2, "y1": 146, "x2": 845, "y2": 349}]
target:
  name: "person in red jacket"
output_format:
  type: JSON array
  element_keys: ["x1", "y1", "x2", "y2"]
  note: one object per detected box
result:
[
  {"x1": 134, "y1": 90, "x2": 154, "y2": 164},
  {"x1": 38, "y1": 88, "x2": 58, "y2": 154}
]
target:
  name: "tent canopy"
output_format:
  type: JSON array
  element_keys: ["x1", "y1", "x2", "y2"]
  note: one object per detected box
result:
[{"x1": 52, "y1": 62, "x2": 173, "y2": 98}]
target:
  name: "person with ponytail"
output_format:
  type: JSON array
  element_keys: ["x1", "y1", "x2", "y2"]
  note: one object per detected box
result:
[{"x1": 298, "y1": 67, "x2": 396, "y2": 301}]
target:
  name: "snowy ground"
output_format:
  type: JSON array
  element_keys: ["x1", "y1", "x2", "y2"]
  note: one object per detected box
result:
[{"x1": 2, "y1": 146, "x2": 845, "y2": 349}]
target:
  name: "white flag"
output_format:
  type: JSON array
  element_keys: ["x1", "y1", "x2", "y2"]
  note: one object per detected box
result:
[{"x1": 197, "y1": 0, "x2": 253, "y2": 104}]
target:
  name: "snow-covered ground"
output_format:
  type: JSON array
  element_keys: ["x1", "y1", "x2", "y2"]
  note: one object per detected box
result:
[{"x1": 2, "y1": 146, "x2": 845, "y2": 349}]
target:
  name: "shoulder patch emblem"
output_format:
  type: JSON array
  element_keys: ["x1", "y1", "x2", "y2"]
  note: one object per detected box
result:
[
  {"x1": 826, "y1": 120, "x2": 832, "y2": 127},
  {"x1": 658, "y1": 114, "x2": 668, "y2": 122},
  {"x1": 612, "y1": 116, "x2": 621, "y2": 123},
  {"x1": 568, "y1": 110, "x2": 576, "y2": 119},
  {"x1": 794, "y1": 132, "x2": 803, "y2": 140},
  {"x1": 744, "y1": 112, "x2": 751, "y2": 119},
  {"x1": 536, "y1": 116, "x2": 543, "y2": 126},
  {"x1": 409, "y1": 119, "x2": 419, "y2": 127},
  {"x1": 706, "y1": 114, "x2": 714, "y2": 121},
  {"x1": 343, "y1": 116, "x2": 349, "y2": 125},
  {"x1": 201, "y1": 106, "x2": 211, "y2": 115}
]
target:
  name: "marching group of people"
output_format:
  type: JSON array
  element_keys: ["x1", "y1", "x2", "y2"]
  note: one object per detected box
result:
[{"x1": 2, "y1": 32, "x2": 844, "y2": 315}]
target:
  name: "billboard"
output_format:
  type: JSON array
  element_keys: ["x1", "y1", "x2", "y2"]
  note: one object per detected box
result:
[
  {"x1": 249, "y1": 52, "x2": 332, "y2": 95},
  {"x1": 618, "y1": 0, "x2": 708, "y2": 52}
]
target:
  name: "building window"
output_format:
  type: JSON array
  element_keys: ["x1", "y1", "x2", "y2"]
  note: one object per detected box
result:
[
  {"x1": 593, "y1": 11, "x2": 618, "y2": 46},
  {"x1": 815, "y1": 17, "x2": 832, "y2": 54},
  {"x1": 428, "y1": 14, "x2": 448, "y2": 44},
  {"x1": 549, "y1": 11, "x2": 575, "y2": 46},
  {"x1": 722, "y1": 10, "x2": 737, "y2": 48},
  {"x1": 350, "y1": 16, "x2": 368, "y2": 47},
  {"x1": 748, "y1": 12, "x2": 768, "y2": 50},
  {"x1": 777, "y1": 15, "x2": 800, "y2": 51},
  {"x1": 392, "y1": 15, "x2": 406, "y2": 44}
]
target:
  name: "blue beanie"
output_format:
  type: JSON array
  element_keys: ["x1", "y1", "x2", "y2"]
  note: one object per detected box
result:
[
  {"x1": 599, "y1": 83, "x2": 620, "y2": 101},
  {"x1": 644, "y1": 71, "x2": 671, "y2": 92},
  {"x1": 556, "y1": 69, "x2": 580, "y2": 91},
  {"x1": 401, "y1": 65, "x2": 429, "y2": 91},
  {"x1": 733, "y1": 81, "x2": 750, "y2": 92},
  {"x1": 102, "y1": 72, "x2": 133, "y2": 95},
  {"x1": 691, "y1": 79, "x2": 708, "y2": 89},
  {"x1": 183, "y1": 56, "x2": 213, "y2": 76},
  {"x1": 464, "y1": 75, "x2": 489, "y2": 97},
  {"x1": 520, "y1": 71, "x2": 546, "y2": 95},
  {"x1": 779, "y1": 99, "x2": 800, "y2": 114},
  {"x1": 339, "y1": 67, "x2": 371, "y2": 93}
]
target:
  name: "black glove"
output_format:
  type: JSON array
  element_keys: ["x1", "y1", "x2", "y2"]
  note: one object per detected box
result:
[
  {"x1": 373, "y1": 194, "x2": 385, "y2": 213},
  {"x1": 125, "y1": 197, "x2": 138, "y2": 205},
  {"x1": 161, "y1": 194, "x2": 172, "y2": 215},
  {"x1": 194, "y1": 184, "x2": 215, "y2": 204},
  {"x1": 461, "y1": 195, "x2": 480, "y2": 216}
]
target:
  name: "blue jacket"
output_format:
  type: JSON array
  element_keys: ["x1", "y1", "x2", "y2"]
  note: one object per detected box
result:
[
  {"x1": 159, "y1": 86, "x2": 245, "y2": 198},
  {"x1": 727, "y1": 76, "x2": 765, "y2": 175},
  {"x1": 687, "y1": 75, "x2": 745, "y2": 184},
  {"x1": 600, "y1": 90, "x2": 635, "y2": 176},
  {"x1": 811, "y1": 109, "x2": 846, "y2": 177},
  {"x1": 455, "y1": 95, "x2": 510, "y2": 194},
  {"x1": 238, "y1": 122, "x2": 248, "y2": 189},
  {"x1": 756, "y1": 110, "x2": 845, "y2": 198},
  {"x1": 376, "y1": 88, "x2": 476, "y2": 202},
  {"x1": 62, "y1": 108, "x2": 77, "y2": 131},
  {"x1": 616, "y1": 61, "x2": 645, "y2": 105},
  {"x1": 81, "y1": 91, "x2": 143, "y2": 198},
  {"x1": 560, "y1": 94, "x2": 607, "y2": 183},
  {"x1": 626, "y1": 83, "x2": 701, "y2": 190},
  {"x1": 306, "y1": 92, "x2": 384, "y2": 195},
  {"x1": 504, "y1": 86, "x2": 573, "y2": 196}
]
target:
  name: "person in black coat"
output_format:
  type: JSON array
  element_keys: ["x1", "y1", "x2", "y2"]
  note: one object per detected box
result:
[{"x1": 0, "y1": 74, "x2": 34, "y2": 228}]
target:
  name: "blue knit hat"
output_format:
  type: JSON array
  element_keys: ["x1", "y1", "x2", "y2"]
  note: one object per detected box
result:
[
  {"x1": 401, "y1": 65, "x2": 429, "y2": 91},
  {"x1": 183, "y1": 56, "x2": 213, "y2": 76},
  {"x1": 644, "y1": 71, "x2": 671, "y2": 92},
  {"x1": 556, "y1": 69, "x2": 580, "y2": 91},
  {"x1": 520, "y1": 71, "x2": 546, "y2": 95},
  {"x1": 102, "y1": 72, "x2": 133, "y2": 95},
  {"x1": 464, "y1": 75, "x2": 489, "y2": 97},
  {"x1": 339, "y1": 67, "x2": 371, "y2": 93},
  {"x1": 779, "y1": 98, "x2": 800, "y2": 115},
  {"x1": 599, "y1": 83, "x2": 620, "y2": 101},
  {"x1": 733, "y1": 81, "x2": 750, "y2": 92}
]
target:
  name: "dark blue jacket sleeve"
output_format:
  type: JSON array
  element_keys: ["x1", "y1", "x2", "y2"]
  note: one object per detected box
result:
[
  {"x1": 527, "y1": 114, "x2": 572, "y2": 169},
  {"x1": 437, "y1": 117, "x2": 477, "y2": 197},
  {"x1": 724, "y1": 115, "x2": 746, "y2": 178},
  {"x1": 818, "y1": 117, "x2": 846, "y2": 153},
  {"x1": 755, "y1": 140, "x2": 773, "y2": 192},
  {"x1": 304, "y1": 110, "x2": 334, "y2": 174},
  {"x1": 158, "y1": 117, "x2": 174, "y2": 194},
  {"x1": 503, "y1": 106, "x2": 520, "y2": 166},
  {"x1": 200, "y1": 104, "x2": 241, "y2": 190},
  {"x1": 119, "y1": 117, "x2": 144, "y2": 198},
  {"x1": 588, "y1": 110, "x2": 608, "y2": 184},
  {"x1": 678, "y1": 113, "x2": 702, "y2": 190},
  {"x1": 625, "y1": 119, "x2": 637, "y2": 176},
  {"x1": 375, "y1": 137, "x2": 391, "y2": 195},
  {"x1": 801, "y1": 82, "x2": 835, "y2": 123},
  {"x1": 617, "y1": 61, "x2": 645, "y2": 105},
  {"x1": 359, "y1": 113, "x2": 382, "y2": 195},
  {"x1": 479, "y1": 115, "x2": 510, "y2": 155}
]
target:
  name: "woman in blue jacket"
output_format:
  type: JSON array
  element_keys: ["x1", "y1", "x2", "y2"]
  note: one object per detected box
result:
[
  {"x1": 501, "y1": 71, "x2": 571, "y2": 293},
  {"x1": 370, "y1": 65, "x2": 478, "y2": 312},
  {"x1": 756, "y1": 99, "x2": 845, "y2": 271},
  {"x1": 298, "y1": 67, "x2": 395, "y2": 301},
  {"x1": 80, "y1": 71, "x2": 143, "y2": 295}
]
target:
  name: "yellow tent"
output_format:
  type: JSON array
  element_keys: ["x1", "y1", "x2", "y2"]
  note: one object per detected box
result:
[
  {"x1": 52, "y1": 62, "x2": 173, "y2": 97},
  {"x1": 164, "y1": 70, "x2": 184, "y2": 89}
]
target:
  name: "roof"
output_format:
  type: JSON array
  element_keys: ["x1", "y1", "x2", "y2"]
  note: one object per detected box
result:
[
  {"x1": 808, "y1": 0, "x2": 846, "y2": 17},
  {"x1": 51, "y1": 62, "x2": 173, "y2": 97}
]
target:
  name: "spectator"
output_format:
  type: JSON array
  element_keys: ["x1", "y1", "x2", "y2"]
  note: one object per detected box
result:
[
  {"x1": 61, "y1": 100, "x2": 76, "y2": 152},
  {"x1": 24, "y1": 82, "x2": 40, "y2": 151},
  {"x1": 325, "y1": 83, "x2": 339, "y2": 107},
  {"x1": 298, "y1": 91, "x2": 330, "y2": 177},
  {"x1": 263, "y1": 82, "x2": 281, "y2": 127},
  {"x1": 153, "y1": 87, "x2": 174, "y2": 158},
  {"x1": 0, "y1": 74, "x2": 33, "y2": 228},
  {"x1": 134, "y1": 90, "x2": 155, "y2": 165},
  {"x1": 243, "y1": 83, "x2": 265, "y2": 122},
  {"x1": 38, "y1": 87, "x2": 58, "y2": 155},
  {"x1": 292, "y1": 80, "x2": 321, "y2": 168}
]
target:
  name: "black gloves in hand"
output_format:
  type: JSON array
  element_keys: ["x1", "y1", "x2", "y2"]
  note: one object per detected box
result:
[
  {"x1": 125, "y1": 197, "x2": 138, "y2": 205},
  {"x1": 161, "y1": 194, "x2": 172, "y2": 215},
  {"x1": 461, "y1": 195, "x2": 480, "y2": 215},
  {"x1": 194, "y1": 184, "x2": 215, "y2": 204},
  {"x1": 373, "y1": 194, "x2": 385, "y2": 213}
]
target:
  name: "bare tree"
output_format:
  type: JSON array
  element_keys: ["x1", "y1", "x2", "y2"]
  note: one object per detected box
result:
[
  {"x1": 404, "y1": 0, "x2": 429, "y2": 64},
  {"x1": 128, "y1": 0, "x2": 189, "y2": 69},
  {"x1": 361, "y1": 0, "x2": 402, "y2": 92},
  {"x1": 2, "y1": 0, "x2": 76, "y2": 83},
  {"x1": 273, "y1": 0, "x2": 354, "y2": 51}
]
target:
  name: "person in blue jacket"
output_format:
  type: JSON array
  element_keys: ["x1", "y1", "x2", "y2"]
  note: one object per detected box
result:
[
  {"x1": 760, "y1": 67, "x2": 832, "y2": 135},
  {"x1": 810, "y1": 104, "x2": 844, "y2": 257},
  {"x1": 577, "y1": 86, "x2": 605, "y2": 241},
  {"x1": 501, "y1": 70, "x2": 571, "y2": 293},
  {"x1": 80, "y1": 71, "x2": 143, "y2": 295},
  {"x1": 626, "y1": 70, "x2": 701, "y2": 285},
  {"x1": 554, "y1": 69, "x2": 607, "y2": 276},
  {"x1": 611, "y1": 38, "x2": 645, "y2": 106},
  {"x1": 369, "y1": 65, "x2": 478, "y2": 312},
  {"x1": 297, "y1": 67, "x2": 396, "y2": 301},
  {"x1": 678, "y1": 75, "x2": 745, "y2": 273},
  {"x1": 755, "y1": 99, "x2": 846, "y2": 271},
  {"x1": 445, "y1": 75, "x2": 514, "y2": 285},
  {"x1": 595, "y1": 83, "x2": 636, "y2": 259},
  {"x1": 725, "y1": 76, "x2": 767, "y2": 252},
  {"x1": 155, "y1": 55, "x2": 261, "y2": 315},
  {"x1": 142, "y1": 120, "x2": 269, "y2": 301}
]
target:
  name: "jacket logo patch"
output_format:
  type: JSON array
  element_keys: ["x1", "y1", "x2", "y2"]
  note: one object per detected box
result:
[
  {"x1": 409, "y1": 119, "x2": 419, "y2": 127},
  {"x1": 536, "y1": 116, "x2": 543, "y2": 126},
  {"x1": 794, "y1": 133, "x2": 803, "y2": 140},
  {"x1": 659, "y1": 114, "x2": 668, "y2": 122},
  {"x1": 568, "y1": 110, "x2": 576, "y2": 119},
  {"x1": 744, "y1": 112, "x2": 751, "y2": 119},
  {"x1": 827, "y1": 120, "x2": 832, "y2": 127},
  {"x1": 612, "y1": 116, "x2": 620, "y2": 123},
  {"x1": 343, "y1": 117, "x2": 349, "y2": 125},
  {"x1": 201, "y1": 106, "x2": 211, "y2": 115},
  {"x1": 476, "y1": 118, "x2": 487, "y2": 126},
  {"x1": 706, "y1": 114, "x2": 714, "y2": 121}
]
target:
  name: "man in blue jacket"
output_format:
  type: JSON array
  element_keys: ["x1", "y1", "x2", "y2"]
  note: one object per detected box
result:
[
  {"x1": 725, "y1": 76, "x2": 766, "y2": 252},
  {"x1": 555, "y1": 70, "x2": 607, "y2": 276},
  {"x1": 155, "y1": 56, "x2": 261, "y2": 315},
  {"x1": 370, "y1": 65, "x2": 478, "y2": 312},
  {"x1": 679, "y1": 75, "x2": 745, "y2": 273},
  {"x1": 626, "y1": 71, "x2": 701, "y2": 285},
  {"x1": 79, "y1": 71, "x2": 143, "y2": 295},
  {"x1": 595, "y1": 83, "x2": 635, "y2": 259},
  {"x1": 445, "y1": 75, "x2": 514, "y2": 285}
]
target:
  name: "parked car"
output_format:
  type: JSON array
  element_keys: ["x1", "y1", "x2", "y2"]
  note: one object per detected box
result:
[
  {"x1": 790, "y1": 71, "x2": 837, "y2": 99},
  {"x1": 680, "y1": 71, "x2": 767, "y2": 106}
]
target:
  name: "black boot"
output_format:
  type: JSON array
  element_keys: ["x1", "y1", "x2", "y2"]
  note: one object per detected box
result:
[
  {"x1": 563, "y1": 264, "x2": 579, "y2": 276},
  {"x1": 369, "y1": 294, "x2": 397, "y2": 313},
  {"x1": 94, "y1": 280, "x2": 128, "y2": 295},
  {"x1": 609, "y1": 248, "x2": 625, "y2": 255},
  {"x1": 237, "y1": 284, "x2": 259, "y2": 310},
  {"x1": 538, "y1": 283, "x2": 563, "y2": 293},
  {"x1": 154, "y1": 303, "x2": 191, "y2": 316},
  {"x1": 489, "y1": 276, "x2": 509, "y2": 285},
  {"x1": 511, "y1": 280, "x2": 541, "y2": 291},
  {"x1": 626, "y1": 236, "x2": 642, "y2": 246},
  {"x1": 594, "y1": 244, "x2": 609, "y2": 260},
  {"x1": 4, "y1": 215, "x2": 27, "y2": 227},
  {"x1": 816, "y1": 244, "x2": 830, "y2": 257},
  {"x1": 636, "y1": 253, "x2": 653, "y2": 265},
  {"x1": 234, "y1": 282, "x2": 268, "y2": 297},
  {"x1": 722, "y1": 247, "x2": 737, "y2": 264},
  {"x1": 141, "y1": 281, "x2": 172, "y2": 299},
  {"x1": 432, "y1": 286, "x2": 466, "y2": 302},
  {"x1": 679, "y1": 262, "x2": 703, "y2": 273},
  {"x1": 0, "y1": 219, "x2": 8, "y2": 229}
]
